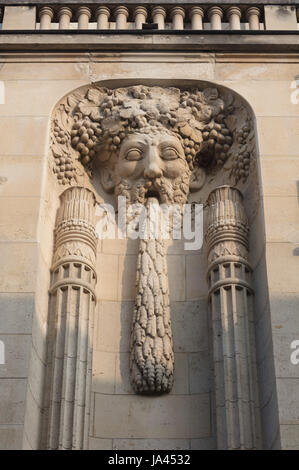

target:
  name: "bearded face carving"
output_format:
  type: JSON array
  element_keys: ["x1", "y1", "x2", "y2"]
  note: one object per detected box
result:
[{"x1": 113, "y1": 130, "x2": 191, "y2": 206}]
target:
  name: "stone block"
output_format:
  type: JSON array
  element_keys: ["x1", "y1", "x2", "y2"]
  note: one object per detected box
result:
[
  {"x1": 270, "y1": 294, "x2": 299, "y2": 335},
  {"x1": 0, "y1": 156, "x2": 43, "y2": 198},
  {"x1": 167, "y1": 255, "x2": 185, "y2": 301},
  {"x1": 112, "y1": 438, "x2": 190, "y2": 450},
  {"x1": 265, "y1": 5, "x2": 298, "y2": 31},
  {"x1": 280, "y1": 424, "x2": 299, "y2": 450},
  {"x1": 0, "y1": 80, "x2": 87, "y2": 117},
  {"x1": 0, "y1": 379, "x2": 27, "y2": 424},
  {"x1": 263, "y1": 196, "x2": 299, "y2": 243},
  {"x1": 185, "y1": 253, "x2": 208, "y2": 300},
  {"x1": 0, "y1": 197, "x2": 40, "y2": 242},
  {"x1": 92, "y1": 351, "x2": 116, "y2": 394},
  {"x1": 266, "y1": 243, "x2": 299, "y2": 293},
  {"x1": 190, "y1": 437, "x2": 216, "y2": 450},
  {"x1": 2, "y1": 6, "x2": 36, "y2": 30},
  {"x1": 260, "y1": 157, "x2": 299, "y2": 197},
  {"x1": 0, "y1": 242, "x2": 38, "y2": 292},
  {"x1": 0, "y1": 117, "x2": 49, "y2": 156},
  {"x1": 97, "y1": 254, "x2": 119, "y2": 301},
  {"x1": 88, "y1": 437, "x2": 113, "y2": 450},
  {"x1": 189, "y1": 351, "x2": 212, "y2": 394},
  {"x1": 118, "y1": 254, "x2": 137, "y2": 301},
  {"x1": 115, "y1": 352, "x2": 133, "y2": 395},
  {"x1": 94, "y1": 393, "x2": 211, "y2": 439},
  {"x1": 95, "y1": 301, "x2": 133, "y2": 353},
  {"x1": 171, "y1": 300, "x2": 209, "y2": 353},
  {"x1": 0, "y1": 334, "x2": 31, "y2": 378},
  {"x1": 257, "y1": 117, "x2": 299, "y2": 157},
  {"x1": 276, "y1": 378, "x2": 299, "y2": 425},
  {"x1": 0, "y1": 293, "x2": 33, "y2": 334},
  {"x1": 0, "y1": 425, "x2": 23, "y2": 450}
]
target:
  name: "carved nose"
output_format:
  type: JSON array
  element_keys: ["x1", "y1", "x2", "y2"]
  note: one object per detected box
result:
[{"x1": 144, "y1": 148, "x2": 163, "y2": 179}]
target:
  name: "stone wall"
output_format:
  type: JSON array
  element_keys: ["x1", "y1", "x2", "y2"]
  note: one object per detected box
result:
[{"x1": 0, "y1": 51, "x2": 298, "y2": 449}]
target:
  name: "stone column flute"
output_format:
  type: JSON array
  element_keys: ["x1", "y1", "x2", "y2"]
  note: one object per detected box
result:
[
  {"x1": 46, "y1": 187, "x2": 97, "y2": 449},
  {"x1": 205, "y1": 186, "x2": 262, "y2": 449}
]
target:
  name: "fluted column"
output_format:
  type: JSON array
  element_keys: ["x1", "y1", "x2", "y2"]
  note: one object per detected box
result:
[
  {"x1": 96, "y1": 6, "x2": 110, "y2": 29},
  {"x1": 39, "y1": 7, "x2": 54, "y2": 30},
  {"x1": 114, "y1": 6, "x2": 129, "y2": 29},
  {"x1": 46, "y1": 187, "x2": 97, "y2": 450},
  {"x1": 151, "y1": 6, "x2": 166, "y2": 30},
  {"x1": 246, "y1": 7, "x2": 260, "y2": 31},
  {"x1": 58, "y1": 7, "x2": 72, "y2": 30},
  {"x1": 205, "y1": 186, "x2": 261, "y2": 450},
  {"x1": 134, "y1": 6, "x2": 148, "y2": 29},
  {"x1": 190, "y1": 6, "x2": 204, "y2": 30},
  {"x1": 227, "y1": 6, "x2": 242, "y2": 30},
  {"x1": 170, "y1": 7, "x2": 185, "y2": 30},
  {"x1": 77, "y1": 6, "x2": 91, "y2": 30},
  {"x1": 208, "y1": 6, "x2": 223, "y2": 30}
]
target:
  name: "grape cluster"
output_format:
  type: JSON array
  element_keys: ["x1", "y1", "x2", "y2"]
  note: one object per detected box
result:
[
  {"x1": 53, "y1": 124, "x2": 76, "y2": 184},
  {"x1": 231, "y1": 122, "x2": 252, "y2": 182},
  {"x1": 179, "y1": 90, "x2": 206, "y2": 118},
  {"x1": 183, "y1": 138, "x2": 201, "y2": 170},
  {"x1": 199, "y1": 115, "x2": 233, "y2": 168},
  {"x1": 71, "y1": 118, "x2": 102, "y2": 165}
]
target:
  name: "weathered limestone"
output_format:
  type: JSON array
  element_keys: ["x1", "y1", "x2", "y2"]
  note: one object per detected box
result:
[
  {"x1": 2, "y1": 6, "x2": 36, "y2": 30},
  {"x1": 39, "y1": 7, "x2": 54, "y2": 30},
  {"x1": 205, "y1": 186, "x2": 262, "y2": 449},
  {"x1": 45, "y1": 187, "x2": 97, "y2": 450},
  {"x1": 264, "y1": 5, "x2": 298, "y2": 30}
]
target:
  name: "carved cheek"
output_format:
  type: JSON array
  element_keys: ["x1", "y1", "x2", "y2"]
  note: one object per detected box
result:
[
  {"x1": 117, "y1": 159, "x2": 144, "y2": 179},
  {"x1": 163, "y1": 159, "x2": 187, "y2": 179}
]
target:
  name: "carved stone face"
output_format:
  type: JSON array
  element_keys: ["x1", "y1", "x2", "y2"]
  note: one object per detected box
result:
[{"x1": 107, "y1": 130, "x2": 191, "y2": 206}]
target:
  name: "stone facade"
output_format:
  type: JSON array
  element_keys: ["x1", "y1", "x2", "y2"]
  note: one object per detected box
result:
[{"x1": 0, "y1": 1, "x2": 299, "y2": 451}]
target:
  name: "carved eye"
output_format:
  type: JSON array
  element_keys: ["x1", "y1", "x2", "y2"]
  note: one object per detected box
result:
[
  {"x1": 125, "y1": 148, "x2": 142, "y2": 161},
  {"x1": 161, "y1": 147, "x2": 179, "y2": 161}
]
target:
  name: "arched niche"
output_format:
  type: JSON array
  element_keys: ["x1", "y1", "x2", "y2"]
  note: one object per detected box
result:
[{"x1": 23, "y1": 79, "x2": 279, "y2": 450}]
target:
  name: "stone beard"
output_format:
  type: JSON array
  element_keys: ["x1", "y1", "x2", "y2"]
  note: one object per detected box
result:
[{"x1": 101, "y1": 129, "x2": 192, "y2": 394}]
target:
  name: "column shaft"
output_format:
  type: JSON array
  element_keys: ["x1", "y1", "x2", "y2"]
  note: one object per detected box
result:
[
  {"x1": 46, "y1": 187, "x2": 97, "y2": 450},
  {"x1": 205, "y1": 186, "x2": 262, "y2": 450}
]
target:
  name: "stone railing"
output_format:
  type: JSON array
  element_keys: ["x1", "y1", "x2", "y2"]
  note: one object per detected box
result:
[{"x1": 0, "y1": 3, "x2": 299, "y2": 31}]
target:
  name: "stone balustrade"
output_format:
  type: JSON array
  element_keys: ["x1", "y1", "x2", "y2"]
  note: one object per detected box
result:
[{"x1": 0, "y1": 3, "x2": 299, "y2": 31}]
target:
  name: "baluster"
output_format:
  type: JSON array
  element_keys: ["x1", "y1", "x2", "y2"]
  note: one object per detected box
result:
[
  {"x1": 58, "y1": 7, "x2": 72, "y2": 30},
  {"x1": 151, "y1": 6, "x2": 166, "y2": 30},
  {"x1": 227, "y1": 6, "x2": 241, "y2": 30},
  {"x1": 39, "y1": 6, "x2": 54, "y2": 30},
  {"x1": 134, "y1": 6, "x2": 148, "y2": 29},
  {"x1": 189, "y1": 6, "x2": 204, "y2": 30},
  {"x1": 170, "y1": 7, "x2": 185, "y2": 30},
  {"x1": 246, "y1": 7, "x2": 261, "y2": 31},
  {"x1": 114, "y1": 6, "x2": 129, "y2": 30},
  {"x1": 208, "y1": 6, "x2": 223, "y2": 30},
  {"x1": 77, "y1": 6, "x2": 91, "y2": 30},
  {"x1": 96, "y1": 6, "x2": 110, "y2": 30}
]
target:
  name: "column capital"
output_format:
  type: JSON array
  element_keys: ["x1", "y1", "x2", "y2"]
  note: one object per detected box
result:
[
  {"x1": 133, "y1": 6, "x2": 148, "y2": 20},
  {"x1": 57, "y1": 6, "x2": 72, "y2": 20},
  {"x1": 207, "y1": 6, "x2": 223, "y2": 20},
  {"x1": 95, "y1": 6, "x2": 110, "y2": 19},
  {"x1": 226, "y1": 6, "x2": 242, "y2": 19},
  {"x1": 114, "y1": 5, "x2": 129, "y2": 19},
  {"x1": 39, "y1": 6, "x2": 54, "y2": 20},
  {"x1": 76, "y1": 6, "x2": 92, "y2": 20},
  {"x1": 245, "y1": 6, "x2": 261, "y2": 21},
  {"x1": 151, "y1": 6, "x2": 166, "y2": 20},
  {"x1": 189, "y1": 6, "x2": 204, "y2": 19},
  {"x1": 169, "y1": 6, "x2": 185, "y2": 20}
]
